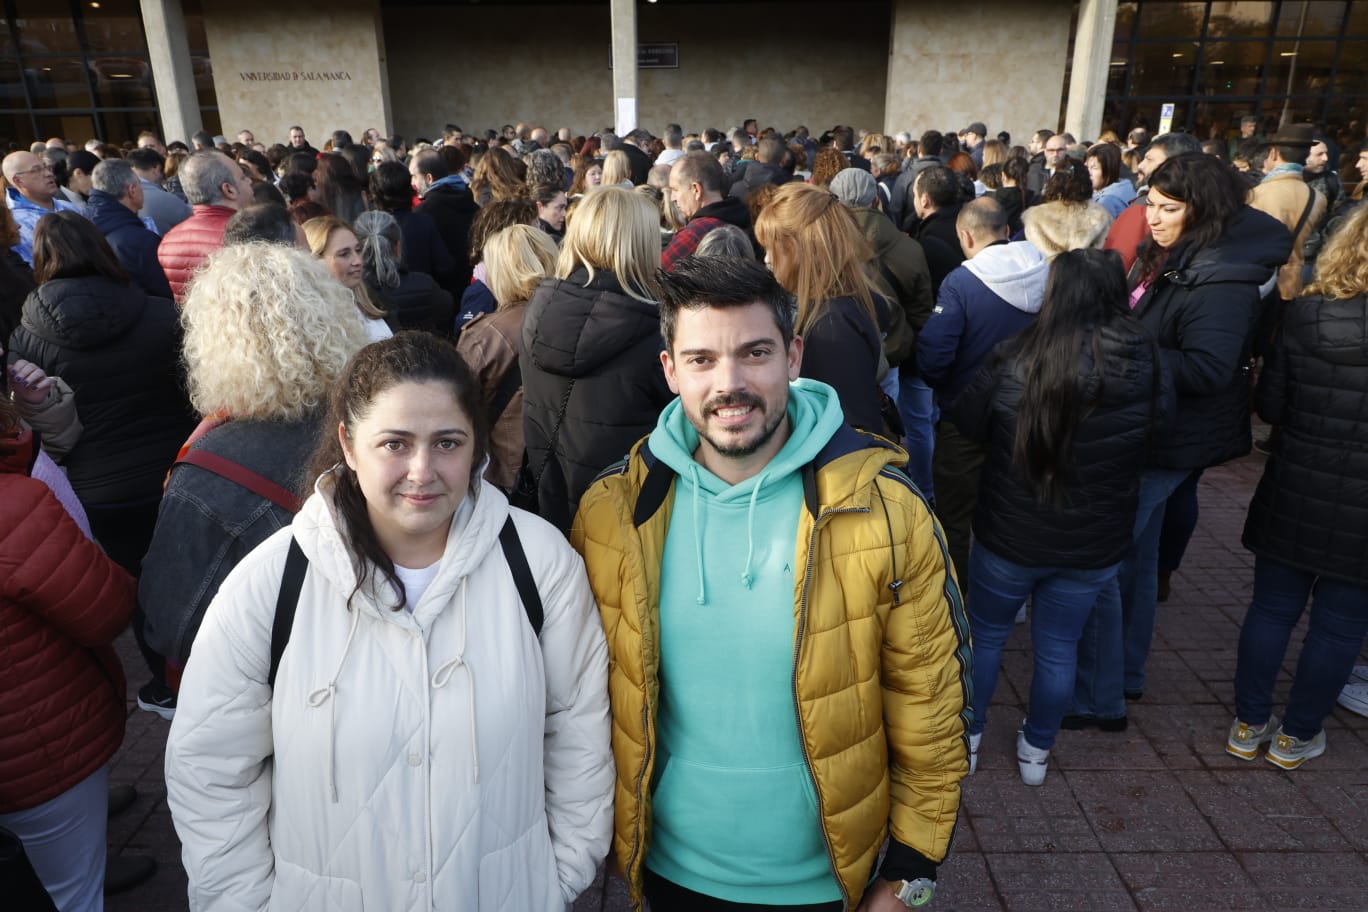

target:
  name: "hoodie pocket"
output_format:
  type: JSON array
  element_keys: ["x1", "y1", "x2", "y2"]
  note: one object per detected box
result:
[
  {"x1": 477, "y1": 815, "x2": 561, "y2": 912},
  {"x1": 269, "y1": 858, "x2": 364, "y2": 912}
]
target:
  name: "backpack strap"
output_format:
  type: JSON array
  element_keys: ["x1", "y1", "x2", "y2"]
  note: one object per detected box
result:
[
  {"x1": 487, "y1": 359, "x2": 523, "y2": 428},
  {"x1": 176, "y1": 448, "x2": 303, "y2": 514},
  {"x1": 1291, "y1": 185, "x2": 1317, "y2": 241},
  {"x1": 499, "y1": 516, "x2": 544, "y2": 636},
  {"x1": 269, "y1": 538, "x2": 308, "y2": 688}
]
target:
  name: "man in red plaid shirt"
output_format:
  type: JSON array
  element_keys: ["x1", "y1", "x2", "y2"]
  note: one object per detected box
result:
[{"x1": 662, "y1": 153, "x2": 756, "y2": 270}]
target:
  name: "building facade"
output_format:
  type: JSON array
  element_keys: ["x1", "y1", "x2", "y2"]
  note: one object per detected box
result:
[{"x1": 1, "y1": 0, "x2": 1364, "y2": 153}]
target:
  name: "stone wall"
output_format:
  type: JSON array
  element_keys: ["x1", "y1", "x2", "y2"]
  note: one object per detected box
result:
[
  {"x1": 202, "y1": 0, "x2": 391, "y2": 145},
  {"x1": 884, "y1": 0, "x2": 1072, "y2": 146},
  {"x1": 384, "y1": 2, "x2": 891, "y2": 140}
]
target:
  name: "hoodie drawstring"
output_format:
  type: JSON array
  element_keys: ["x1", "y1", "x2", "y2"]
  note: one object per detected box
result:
[
  {"x1": 740, "y1": 471, "x2": 769, "y2": 590},
  {"x1": 689, "y1": 465, "x2": 707, "y2": 605},
  {"x1": 430, "y1": 578, "x2": 479, "y2": 784},
  {"x1": 307, "y1": 605, "x2": 361, "y2": 803}
]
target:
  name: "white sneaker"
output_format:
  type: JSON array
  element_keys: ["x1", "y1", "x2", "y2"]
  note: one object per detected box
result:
[
  {"x1": 1349, "y1": 665, "x2": 1368, "y2": 685},
  {"x1": 1265, "y1": 726, "x2": 1326, "y2": 770},
  {"x1": 1337, "y1": 682, "x2": 1368, "y2": 719},
  {"x1": 968, "y1": 732, "x2": 981, "y2": 775},
  {"x1": 1014, "y1": 603, "x2": 1028, "y2": 624},
  {"x1": 1016, "y1": 729, "x2": 1049, "y2": 786}
]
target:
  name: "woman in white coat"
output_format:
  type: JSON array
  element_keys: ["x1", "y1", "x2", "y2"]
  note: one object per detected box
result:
[{"x1": 165, "y1": 331, "x2": 614, "y2": 912}]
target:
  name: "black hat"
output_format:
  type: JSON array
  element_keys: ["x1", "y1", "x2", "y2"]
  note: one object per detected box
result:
[
  {"x1": 963, "y1": 122, "x2": 988, "y2": 138},
  {"x1": 1265, "y1": 124, "x2": 1316, "y2": 147}
]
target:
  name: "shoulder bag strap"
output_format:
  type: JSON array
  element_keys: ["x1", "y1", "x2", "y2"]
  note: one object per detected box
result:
[
  {"x1": 532, "y1": 379, "x2": 576, "y2": 488},
  {"x1": 498, "y1": 516, "x2": 544, "y2": 636},
  {"x1": 268, "y1": 538, "x2": 308, "y2": 688},
  {"x1": 487, "y1": 359, "x2": 523, "y2": 428},
  {"x1": 1291, "y1": 185, "x2": 1317, "y2": 240},
  {"x1": 175, "y1": 448, "x2": 303, "y2": 514}
]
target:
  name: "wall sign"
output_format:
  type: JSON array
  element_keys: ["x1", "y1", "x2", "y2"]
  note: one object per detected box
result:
[
  {"x1": 238, "y1": 71, "x2": 353, "y2": 82},
  {"x1": 609, "y1": 43, "x2": 680, "y2": 69}
]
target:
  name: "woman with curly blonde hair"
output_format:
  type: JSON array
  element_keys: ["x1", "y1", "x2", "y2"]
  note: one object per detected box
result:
[
  {"x1": 471, "y1": 148, "x2": 527, "y2": 206},
  {"x1": 138, "y1": 242, "x2": 370, "y2": 678},
  {"x1": 755, "y1": 181, "x2": 889, "y2": 433},
  {"x1": 808, "y1": 146, "x2": 849, "y2": 188}
]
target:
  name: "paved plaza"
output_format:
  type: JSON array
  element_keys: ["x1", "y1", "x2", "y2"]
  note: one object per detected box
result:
[{"x1": 105, "y1": 451, "x2": 1368, "y2": 912}]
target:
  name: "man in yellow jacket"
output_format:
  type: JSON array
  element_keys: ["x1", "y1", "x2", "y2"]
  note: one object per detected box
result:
[{"x1": 572, "y1": 255, "x2": 971, "y2": 912}]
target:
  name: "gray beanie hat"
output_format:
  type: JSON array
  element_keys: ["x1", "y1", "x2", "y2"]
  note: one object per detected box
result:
[{"x1": 829, "y1": 168, "x2": 878, "y2": 209}]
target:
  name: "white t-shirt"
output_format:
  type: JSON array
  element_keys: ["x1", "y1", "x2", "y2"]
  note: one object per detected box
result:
[{"x1": 393, "y1": 561, "x2": 441, "y2": 614}]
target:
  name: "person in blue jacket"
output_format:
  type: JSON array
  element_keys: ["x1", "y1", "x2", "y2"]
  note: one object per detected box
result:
[{"x1": 86, "y1": 159, "x2": 174, "y2": 300}]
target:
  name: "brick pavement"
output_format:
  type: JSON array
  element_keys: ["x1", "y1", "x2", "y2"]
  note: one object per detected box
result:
[{"x1": 104, "y1": 453, "x2": 1368, "y2": 912}]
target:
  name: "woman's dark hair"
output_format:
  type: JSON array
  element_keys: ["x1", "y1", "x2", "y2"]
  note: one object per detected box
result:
[
  {"x1": 252, "y1": 182, "x2": 286, "y2": 207},
  {"x1": 1139, "y1": 153, "x2": 1250, "y2": 279},
  {"x1": 438, "y1": 144, "x2": 467, "y2": 176},
  {"x1": 1086, "y1": 142, "x2": 1121, "y2": 187},
  {"x1": 1002, "y1": 155, "x2": 1030, "y2": 212},
  {"x1": 313, "y1": 153, "x2": 368, "y2": 224},
  {"x1": 279, "y1": 170, "x2": 315, "y2": 204},
  {"x1": 998, "y1": 247, "x2": 1151, "y2": 504},
  {"x1": 467, "y1": 197, "x2": 538, "y2": 265},
  {"x1": 369, "y1": 161, "x2": 414, "y2": 213},
  {"x1": 1041, "y1": 158, "x2": 1093, "y2": 203},
  {"x1": 31, "y1": 210, "x2": 129, "y2": 286},
  {"x1": 979, "y1": 163, "x2": 1004, "y2": 189},
  {"x1": 265, "y1": 143, "x2": 290, "y2": 171},
  {"x1": 338, "y1": 144, "x2": 370, "y2": 183},
  {"x1": 283, "y1": 152, "x2": 317, "y2": 176},
  {"x1": 306, "y1": 331, "x2": 489, "y2": 612},
  {"x1": 238, "y1": 148, "x2": 272, "y2": 182}
]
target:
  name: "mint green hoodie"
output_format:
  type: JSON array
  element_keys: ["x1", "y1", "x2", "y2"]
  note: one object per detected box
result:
[{"x1": 644, "y1": 380, "x2": 847, "y2": 904}]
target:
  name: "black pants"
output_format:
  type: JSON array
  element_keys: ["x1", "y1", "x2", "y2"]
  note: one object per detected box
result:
[
  {"x1": 931, "y1": 419, "x2": 986, "y2": 589},
  {"x1": 644, "y1": 869, "x2": 844, "y2": 912}
]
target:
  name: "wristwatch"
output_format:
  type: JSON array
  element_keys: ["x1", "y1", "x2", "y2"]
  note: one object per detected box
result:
[{"x1": 892, "y1": 877, "x2": 935, "y2": 908}]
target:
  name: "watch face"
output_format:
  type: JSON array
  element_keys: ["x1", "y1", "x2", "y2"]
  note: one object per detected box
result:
[{"x1": 897, "y1": 878, "x2": 935, "y2": 908}]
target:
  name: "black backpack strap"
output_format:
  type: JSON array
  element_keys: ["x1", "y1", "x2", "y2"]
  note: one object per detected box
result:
[
  {"x1": 499, "y1": 516, "x2": 544, "y2": 636},
  {"x1": 487, "y1": 360, "x2": 522, "y2": 428},
  {"x1": 269, "y1": 538, "x2": 308, "y2": 688}
]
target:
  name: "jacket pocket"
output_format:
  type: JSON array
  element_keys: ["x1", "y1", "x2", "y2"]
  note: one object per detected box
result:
[
  {"x1": 478, "y1": 816, "x2": 561, "y2": 912},
  {"x1": 268, "y1": 858, "x2": 364, "y2": 912}
]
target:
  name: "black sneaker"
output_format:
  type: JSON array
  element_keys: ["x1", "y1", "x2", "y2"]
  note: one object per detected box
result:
[
  {"x1": 104, "y1": 854, "x2": 156, "y2": 895},
  {"x1": 136, "y1": 681, "x2": 177, "y2": 720}
]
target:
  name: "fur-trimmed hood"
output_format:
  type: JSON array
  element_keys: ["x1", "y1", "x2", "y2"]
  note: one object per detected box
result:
[{"x1": 1023, "y1": 200, "x2": 1113, "y2": 259}]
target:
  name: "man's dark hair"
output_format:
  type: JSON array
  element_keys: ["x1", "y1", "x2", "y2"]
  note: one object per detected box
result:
[
  {"x1": 702, "y1": 128, "x2": 722, "y2": 145},
  {"x1": 370, "y1": 161, "x2": 414, "y2": 212},
  {"x1": 443, "y1": 124, "x2": 463, "y2": 141},
  {"x1": 1270, "y1": 139, "x2": 1310, "y2": 167},
  {"x1": 283, "y1": 151, "x2": 317, "y2": 175},
  {"x1": 915, "y1": 166, "x2": 959, "y2": 210},
  {"x1": 126, "y1": 147, "x2": 164, "y2": 171},
  {"x1": 657, "y1": 255, "x2": 794, "y2": 350},
  {"x1": 674, "y1": 151, "x2": 723, "y2": 196},
  {"x1": 412, "y1": 148, "x2": 449, "y2": 181},
  {"x1": 191, "y1": 130, "x2": 214, "y2": 150},
  {"x1": 830, "y1": 127, "x2": 855, "y2": 152},
  {"x1": 684, "y1": 140, "x2": 705, "y2": 152},
  {"x1": 1150, "y1": 131, "x2": 1204, "y2": 159},
  {"x1": 756, "y1": 137, "x2": 785, "y2": 165},
  {"x1": 919, "y1": 130, "x2": 944, "y2": 158},
  {"x1": 331, "y1": 130, "x2": 354, "y2": 149},
  {"x1": 1033, "y1": 128, "x2": 1055, "y2": 146},
  {"x1": 223, "y1": 203, "x2": 296, "y2": 247}
]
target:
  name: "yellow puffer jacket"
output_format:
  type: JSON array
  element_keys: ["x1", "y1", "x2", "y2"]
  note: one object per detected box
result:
[{"x1": 571, "y1": 426, "x2": 971, "y2": 909}]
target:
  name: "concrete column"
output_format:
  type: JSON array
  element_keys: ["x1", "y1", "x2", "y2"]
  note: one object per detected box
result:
[
  {"x1": 610, "y1": 0, "x2": 637, "y2": 134},
  {"x1": 1063, "y1": 0, "x2": 1118, "y2": 142},
  {"x1": 140, "y1": 0, "x2": 202, "y2": 146}
]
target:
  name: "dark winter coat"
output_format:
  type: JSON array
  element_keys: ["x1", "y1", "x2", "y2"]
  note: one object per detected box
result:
[
  {"x1": 1133, "y1": 206, "x2": 1291, "y2": 471},
  {"x1": 801, "y1": 294, "x2": 889, "y2": 435},
  {"x1": 392, "y1": 208, "x2": 459, "y2": 293},
  {"x1": 850, "y1": 206, "x2": 934, "y2": 369},
  {"x1": 140, "y1": 416, "x2": 319, "y2": 663},
  {"x1": 86, "y1": 189, "x2": 174, "y2": 300},
  {"x1": 912, "y1": 206, "x2": 965, "y2": 295},
  {"x1": 371, "y1": 269, "x2": 456, "y2": 336},
  {"x1": 520, "y1": 266, "x2": 673, "y2": 533},
  {"x1": 0, "y1": 430, "x2": 135, "y2": 812},
  {"x1": 7, "y1": 276, "x2": 196, "y2": 506},
  {"x1": 726, "y1": 161, "x2": 791, "y2": 201},
  {"x1": 415, "y1": 182, "x2": 478, "y2": 292},
  {"x1": 0, "y1": 248, "x2": 35, "y2": 345},
  {"x1": 1242, "y1": 293, "x2": 1368, "y2": 585},
  {"x1": 955, "y1": 325, "x2": 1171, "y2": 569}
]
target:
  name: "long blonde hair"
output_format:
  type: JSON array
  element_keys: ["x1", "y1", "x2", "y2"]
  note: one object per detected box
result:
[
  {"x1": 1304, "y1": 204, "x2": 1368, "y2": 300},
  {"x1": 601, "y1": 150, "x2": 632, "y2": 186},
  {"x1": 754, "y1": 181, "x2": 878, "y2": 335},
  {"x1": 302, "y1": 214, "x2": 387, "y2": 320},
  {"x1": 181, "y1": 243, "x2": 369, "y2": 419},
  {"x1": 485, "y1": 224, "x2": 558, "y2": 307},
  {"x1": 555, "y1": 186, "x2": 660, "y2": 304}
]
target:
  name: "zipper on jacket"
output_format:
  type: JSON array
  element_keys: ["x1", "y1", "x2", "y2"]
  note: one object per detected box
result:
[
  {"x1": 627, "y1": 694, "x2": 653, "y2": 906},
  {"x1": 793, "y1": 505, "x2": 866, "y2": 910}
]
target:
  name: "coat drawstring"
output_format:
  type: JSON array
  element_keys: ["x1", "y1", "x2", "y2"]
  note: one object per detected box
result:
[
  {"x1": 430, "y1": 578, "x2": 478, "y2": 783},
  {"x1": 307, "y1": 605, "x2": 361, "y2": 803}
]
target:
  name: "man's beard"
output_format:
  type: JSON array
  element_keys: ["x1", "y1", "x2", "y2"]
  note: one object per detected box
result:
[{"x1": 692, "y1": 392, "x2": 785, "y2": 459}]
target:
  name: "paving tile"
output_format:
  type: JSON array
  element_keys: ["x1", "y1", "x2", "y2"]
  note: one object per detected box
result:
[
  {"x1": 1173, "y1": 769, "x2": 1353, "y2": 851},
  {"x1": 1109, "y1": 851, "x2": 1256, "y2": 911},
  {"x1": 934, "y1": 851, "x2": 1004, "y2": 911},
  {"x1": 1066, "y1": 770, "x2": 1224, "y2": 852},
  {"x1": 1236, "y1": 851, "x2": 1368, "y2": 908},
  {"x1": 985, "y1": 853, "x2": 1137, "y2": 911},
  {"x1": 1049, "y1": 727, "x2": 1168, "y2": 772},
  {"x1": 1295, "y1": 768, "x2": 1368, "y2": 851},
  {"x1": 964, "y1": 770, "x2": 1100, "y2": 853}
]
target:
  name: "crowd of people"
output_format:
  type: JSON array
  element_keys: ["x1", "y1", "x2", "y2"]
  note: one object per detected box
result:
[{"x1": 2, "y1": 112, "x2": 1367, "y2": 912}]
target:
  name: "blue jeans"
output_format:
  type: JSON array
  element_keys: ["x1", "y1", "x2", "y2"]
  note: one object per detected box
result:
[
  {"x1": 1234, "y1": 556, "x2": 1368, "y2": 740},
  {"x1": 898, "y1": 373, "x2": 937, "y2": 502},
  {"x1": 968, "y1": 543, "x2": 1121, "y2": 751},
  {"x1": 1073, "y1": 466, "x2": 1191, "y2": 715}
]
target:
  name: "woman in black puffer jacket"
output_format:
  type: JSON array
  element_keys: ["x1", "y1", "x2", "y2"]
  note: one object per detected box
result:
[
  {"x1": 953, "y1": 248, "x2": 1170, "y2": 785},
  {"x1": 1227, "y1": 204, "x2": 1368, "y2": 770},
  {"x1": 521, "y1": 186, "x2": 674, "y2": 534},
  {"x1": 6, "y1": 211, "x2": 195, "y2": 574}
]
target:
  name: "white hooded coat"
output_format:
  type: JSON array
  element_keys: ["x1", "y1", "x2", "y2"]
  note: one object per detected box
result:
[{"x1": 164, "y1": 475, "x2": 613, "y2": 912}]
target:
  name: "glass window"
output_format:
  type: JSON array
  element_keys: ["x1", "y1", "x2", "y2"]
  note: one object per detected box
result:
[
  {"x1": 1137, "y1": 2, "x2": 1208, "y2": 38},
  {"x1": 200, "y1": 107, "x2": 221, "y2": 138},
  {"x1": 0, "y1": 112, "x2": 36, "y2": 149},
  {"x1": 1197, "y1": 40, "x2": 1268, "y2": 96},
  {"x1": 0, "y1": 58, "x2": 32, "y2": 108},
  {"x1": 1264, "y1": 39, "x2": 1339, "y2": 95},
  {"x1": 1349, "y1": 1, "x2": 1368, "y2": 33},
  {"x1": 1116, "y1": 2, "x2": 1139, "y2": 40},
  {"x1": 35, "y1": 112, "x2": 97, "y2": 146},
  {"x1": 1191, "y1": 100, "x2": 1259, "y2": 146},
  {"x1": 1275, "y1": 1, "x2": 1348, "y2": 36},
  {"x1": 24, "y1": 57, "x2": 93, "y2": 109},
  {"x1": 1208, "y1": 1, "x2": 1277, "y2": 39},
  {"x1": 192, "y1": 56, "x2": 215, "y2": 109},
  {"x1": 98, "y1": 109, "x2": 159, "y2": 146},
  {"x1": 12, "y1": 0, "x2": 82, "y2": 54},
  {"x1": 1332, "y1": 41, "x2": 1368, "y2": 93},
  {"x1": 1129, "y1": 40, "x2": 1201, "y2": 96},
  {"x1": 90, "y1": 57, "x2": 155, "y2": 107},
  {"x1": 81, "y1": 0, "x2": 148, "y2": 54}
]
